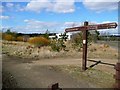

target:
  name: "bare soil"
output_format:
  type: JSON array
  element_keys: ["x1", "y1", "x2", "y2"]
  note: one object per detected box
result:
[
  {"x1": 2, "y1": 53, "x2": 116, "y2": 88},
  {"x1": 2, "y1": 54, "x2": 95, "y2": 88}
]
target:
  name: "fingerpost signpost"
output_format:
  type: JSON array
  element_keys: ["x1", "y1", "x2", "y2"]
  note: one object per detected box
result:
[{"x1": 65, "y1": 21, "x2": 117, "y2": 71}]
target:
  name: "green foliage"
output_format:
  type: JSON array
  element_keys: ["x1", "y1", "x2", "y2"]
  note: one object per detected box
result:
[
  {"x1": 59, "y1": 32, "x2": 68, "y2": 41},
  {"x1": 50, "y1": 32, "x2": 67, "y2": 52},
  {"x1": 87, "y1": 31, "x2": 93, "y2": 44},
  {"x1": 95, "y1": 30, "x2": 100, "y2": 39},
  {"x1": 50, "y1": 40, "x2": 61, "y2": 52},
  {"x1": 43, "y1": 33, "x2": 49, "y2": 39},
  {"x1": 42, "y1": 29, "x2": 49, "y2": 39},
  {"x1": 99, "y1": 35, "x2": 120, "y2": 41},
  {"x1": 91, "y1": 30, "x2": 100, "y2": 43},
  {"x1": 71, "y1": 32, "x2": 83, "y2": 49},
  {"x1": 71, "y1": 31, "x2": 92, "y2": 51},
  {"x1": 73, "y1": 33, "x2": 83, "y2": 48},
  {"x1": 50, "y1": 39, "x2": 66, "y2": 52},
  {"x1": 5, "y1": 29, "x2": 17, "y2": 38},
  {"x1": 5, "y1": 29, "x2": 11, "y2": 34}
]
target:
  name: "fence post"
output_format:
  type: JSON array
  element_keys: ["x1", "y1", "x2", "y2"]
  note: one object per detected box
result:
[
  {"x1": 48, "y1": 83, "x2": 62, "y2": 90},
  {"x1": 114, "y1": 63, "x2": 120, "y2": 89}
]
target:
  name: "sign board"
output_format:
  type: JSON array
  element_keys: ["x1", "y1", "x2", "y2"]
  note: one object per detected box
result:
[
  {"x1": 65, "y1": 22, "x2": 117, "y2": 32},
  {"x1": 65, "y1": 26, "x2": 87, "y2": 32},
  {"x1": 65, "y1": 21, "x2": 117, "y2": 71}
]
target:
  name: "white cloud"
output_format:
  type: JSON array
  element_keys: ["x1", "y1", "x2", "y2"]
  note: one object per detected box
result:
[
  {"x1": 25, "y1": 0, "x2": 75, "y2": 13},
  {"x1": 13, "y1": 20, "x2": 83, "y2": 33},
  {"x1": 15, "y1": 4, "x2": 25, "y2": 12},
  {"x1": 83, "y1": 0, "x2": 119, "y2": 2},
  {"x1": 24, "y1": 19, "x2": 29, "y2": 22},
  {"x1": 19, "y1": 19, "x2": 62, "y2": 33},
  {"x1": 5, "y1": 0, "x2": 118, "y2": 13},
  {"x1": 0, "y1": 15, "x2": 10, "y2": 19},
  {"x1": 4, "y1": 19, "x2": 118, "y2": 34},
  {"x1": 25, "y1": 0, "x2": 52, "y2": 13},
  {"x1": 6, "y1": 3, "x2": 14, "y2": 8},
  {"x1": 83, "y1": 0, "x2": 118, "y2": 12},
  {"x1": 47, "y1": 0, "x2": 75, "y2": 13},
  {"x1": 5, "y1": 3, "x2": 25, "y2": 12},
  {"x1": 64, "y1": 22, "x2": 82, "y2": 27},
  {"x1": 24, "y1": 19, "x2": 59, "y2": 27},
  {"x1": 102, "y1": 21, "x2": 118, "y2": 24}
]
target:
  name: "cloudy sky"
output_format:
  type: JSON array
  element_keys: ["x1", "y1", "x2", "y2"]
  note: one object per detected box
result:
[{"x1": 1, "y1": 0, "x2": 119, "y2": 34}]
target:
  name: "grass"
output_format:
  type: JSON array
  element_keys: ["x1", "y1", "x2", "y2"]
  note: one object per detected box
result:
[
  {"x1": 88, "y1": 43, "x2": 118, "y2": 59},
  {"x1": 97, "y1": 41, "x2": 120, "y2": 49},
  {"x1": 52, "y1": 65, "x2": 115, "y2": 88},
  {"x1": 2, "y1": 40, "x2": 118, "y2": 60}
]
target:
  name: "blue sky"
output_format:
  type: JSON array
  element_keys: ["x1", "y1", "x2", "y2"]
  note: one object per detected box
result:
[{"x1": 1, "y1": 1, "x2": 118, "y2": 34}]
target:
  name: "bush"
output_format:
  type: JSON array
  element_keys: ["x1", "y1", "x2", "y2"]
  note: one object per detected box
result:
[
  {"x1": 50, "y1": 39, "x2": 66, "y2": 52},
  {"x1": 16, "y1": 36, "x2": 23, "y2": 41},
  {"x1": 71, "y1": 32, "x2": 92, "y2": 50},
  {"x1": 50, "y1": 40, "x2": 60, "y2": 52},
  {"x1": 28, "y1": 36, "x2": 50, "y2": 47},
  {"x1": 3, "y1": 34, "x2": 15, "y2": 41},
  {"x1": 71, "y1": 33, "x2": 83, "y2": 49},
  {"x1": 50, "y1": 33, "x2": 67, "y2": 52}
]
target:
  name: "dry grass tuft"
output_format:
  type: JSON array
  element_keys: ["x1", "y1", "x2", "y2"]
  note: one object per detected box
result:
[{"x1": 88, "y1": 43, "x2": 118, "y2": 59}]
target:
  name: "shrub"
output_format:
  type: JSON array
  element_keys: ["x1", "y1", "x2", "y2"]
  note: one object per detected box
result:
[
  {"x1": 50, "y1": 39, "x2": 66, "y2": 52},
  {"x1": 71, "y1": 32, "x2": 92, "y2": 51},
  {"x1": 50, "y1": 40, "x2": 60, "y2": 52},
  {"x1": 28, "y1": 36, "x2": 50, "y2": 47},
  {"x1": 71, "y1": 33, "x2": 83, "y2": 49},
  {"x1": 16, "y1": 36, "x2": 23, "y2": 41},
  {"x1": 3, "y1": 34, "x2": 15, "y2": 41},
  {"x1": 50, "y1": 33, "x2": 67, "y2": 52}
]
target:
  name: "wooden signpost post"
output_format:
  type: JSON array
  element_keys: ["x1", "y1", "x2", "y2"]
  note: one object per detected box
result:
[{"x1": 65, "y1": 21, "x2": 117, "y2": 71}]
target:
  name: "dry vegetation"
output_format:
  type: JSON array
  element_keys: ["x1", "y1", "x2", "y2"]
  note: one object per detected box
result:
[
  {"x1": 2, "y1": 40, "x2": 118, "y2": 60},
  {"x1": 88, "y1": 43, "x2": 118, "y2": 59},
  {"x1": 51, "y1": 65, "x2": 115, "y2": 88},
  {"x1": 2, "y1": 40, "x2": 81, "y2": 59},
  {"x1": 2, "y1": 40, "x2": 118, "y2": 88},
  {"x1": 28, "y1": 37, "x2": 50, "y2": 47}
]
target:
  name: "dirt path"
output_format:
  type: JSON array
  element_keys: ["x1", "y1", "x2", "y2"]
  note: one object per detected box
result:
[
  {"x1": 2, "y1": 54, "x2": 94, "y2": 88},
  {"x1": 2, "y1": 54, "x2": 116, "y2": 88}
]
